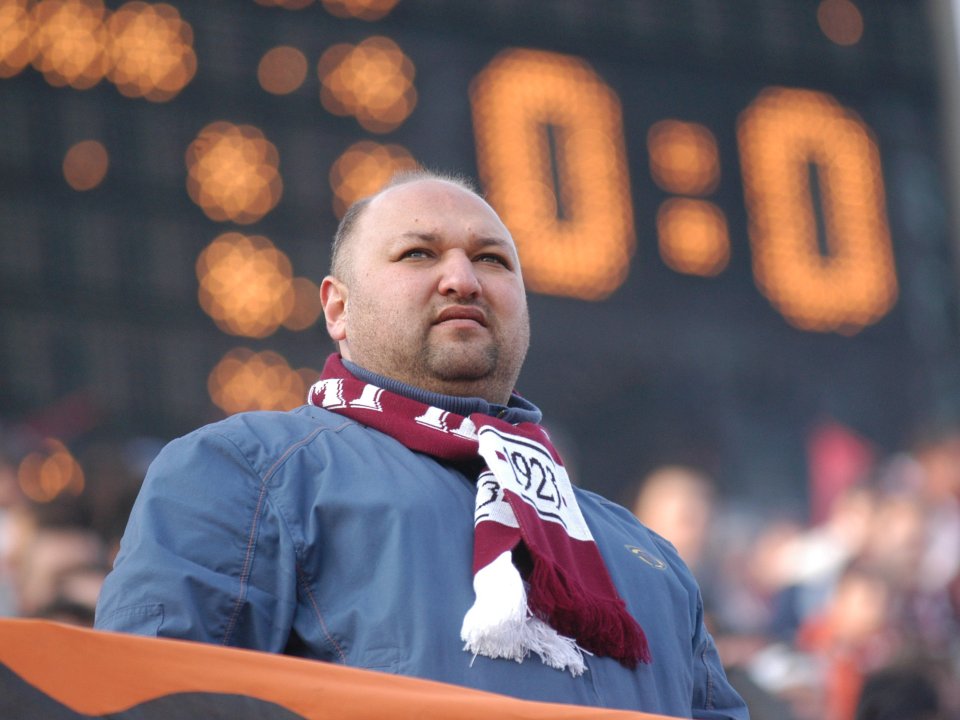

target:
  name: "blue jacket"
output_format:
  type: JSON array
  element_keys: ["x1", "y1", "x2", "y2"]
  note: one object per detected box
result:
[{"x1": 95, "y1": 374, "x2": 748, "y2": 719}]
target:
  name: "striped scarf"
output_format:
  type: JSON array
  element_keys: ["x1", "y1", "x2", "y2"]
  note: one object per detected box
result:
[{"x1": 308, "y1": 355, "x2": 651, "y2": 675}]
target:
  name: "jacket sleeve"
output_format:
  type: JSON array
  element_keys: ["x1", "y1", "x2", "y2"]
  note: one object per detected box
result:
[
  {"x1": 94, "y1": 428, "x2": 299, "y2": 652},
  {"x1": 691, "y1": 588, "x2": 751, "y2": 720}
]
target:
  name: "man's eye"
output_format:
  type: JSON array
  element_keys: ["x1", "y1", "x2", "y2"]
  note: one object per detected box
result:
[
  {"x1": 401, "y1": 249, "x2": 430, "y2": 259},
  {"x1": 477, "y1": 254, "x2": 509, "y2": 267}
]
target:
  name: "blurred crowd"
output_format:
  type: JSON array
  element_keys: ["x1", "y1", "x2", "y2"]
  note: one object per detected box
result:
[
  {"x1": 0, "y1": 433, "x2": 155, "y2": 625},
  {"x1": 632, "y1": 422, "x2": 960, "y2": 720},
  {"x1": 1, "y1": 419, "x2": 958, "y2": 720}
]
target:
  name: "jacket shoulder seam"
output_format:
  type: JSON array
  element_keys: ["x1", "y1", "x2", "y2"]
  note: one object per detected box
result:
[{"x1": 212, "y1": 418, "x2": 354, "y2": 646}]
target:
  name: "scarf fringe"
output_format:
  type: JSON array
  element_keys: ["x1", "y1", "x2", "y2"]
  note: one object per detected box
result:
[
  {"x1": 528, "y1": 555, "x2": 652, "y2": 667},
  {"x1": 461, "y1": 551, "x2": 587, "y2": 676},
  {"x1": 517, "y1": 616, "x2": 587, "y2": 677}
]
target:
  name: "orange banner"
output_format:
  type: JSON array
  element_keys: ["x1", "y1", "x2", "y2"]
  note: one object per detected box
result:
[{"x1": 0, "y1": 619, "x2": 675, "y2": 720}]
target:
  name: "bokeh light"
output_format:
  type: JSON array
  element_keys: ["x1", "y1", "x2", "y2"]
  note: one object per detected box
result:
[
  {"x1": 208, "y1": 348, "x2": 317, "y2": 414},
  {"x1": 737, "y1": 87, "x2": 896, "y2": 334},
  {"x1": 5, "y1": 0, "x2": 197, "y2": 96},
  {"x1": 17, "y1": 438, "x2": 85, "y2": 503},
  {"x1": 817, "y1": 0, "x2": 863, "y2": 46},
  {"x1": 657, "y1": 198, "x2": 730, "y2": 277},
  {"x1": 0, "y1": 0, "x2": 34, "y2": 78},
  {"x1": 196, "y1": 232, "x2": 296, "y2": 338},
  {"x1": 257, "y1": 45, "x2": 307, "y2": 95},
  {"x1": 648, "y1": 120, "x2": 720, "y2": 196},
  {"x1": 62, "y1": 139, "x2": 108, "y2": 190},
  {"x1": 30, "y1": 0, "x2": 110, "y2": 89},
  {"x1": 318, "y1": 36, "x2": 416, "y2": 133},
  {"x1": 329, "y1": 140, "x2": 416, "y2": 217},
  {"x1": 471, "y1": 47, "x2": 635, "y2": 301},
  {"x1": 106, "y1": 1, "x2": 196, "y2": 102},
  {"x1": 185, "y1": 121, "x2": 283, "y2": 225},
  {"x1": 320, "y1": 0, "x2": 400, "y2": 21},
  {"x1": 283, "y1": 277, "x2": 323, "y2": 331}
]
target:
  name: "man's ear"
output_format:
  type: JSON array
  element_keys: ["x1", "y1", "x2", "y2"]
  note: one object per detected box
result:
[{"x1": 320, "y1": 275, "x2": 348, "y2": 344}]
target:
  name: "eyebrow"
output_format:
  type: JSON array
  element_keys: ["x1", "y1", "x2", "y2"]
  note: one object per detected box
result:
[{"x1": 398, "y1": 231, "x2": 514, "y2": 252}]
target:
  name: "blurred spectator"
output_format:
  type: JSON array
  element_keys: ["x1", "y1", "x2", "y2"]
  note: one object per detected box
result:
[
  {"x1": 0, "y1": 449, "x2": 29, "y2": 616},
  {"x1": 712, "y1": 513, "x2": 805, "y2": 641},
  {"x1": 32, "y1": 561, "x2": 111, "y2": 626},
  {"x1": 855, "y1": 662, "x2": 942, "y2": 720},
  {"x1": 630, "y1": 464, "x2": 716, "y2": 573},
  {"x1": 806, "y1": 422, "x2": 875, "y2": 526},
  {"x1": 796, "y1": 562, "x2": 900, "y2": 720},
  {"x1": 773, "y1": 484, "x2": 878, "y2": 640},
  {"x1": 630, "y1": 464, "x2": 745, "y2": 631},
  {"x1": 15, "y1": 520, "x2": 107, "y2": 621},
  {"x1": 630, "y1": 466, "x2": 802, "y2": 719},
  {"x1": 908, "y1": 426, "x2": 960, "y2": 652}
]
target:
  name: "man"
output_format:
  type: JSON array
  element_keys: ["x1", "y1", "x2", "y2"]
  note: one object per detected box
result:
[{"x1": 95, "y1": 171, "x2": 749, "y2": 719}]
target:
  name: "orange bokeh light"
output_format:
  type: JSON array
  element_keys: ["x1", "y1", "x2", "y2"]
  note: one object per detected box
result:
[
  {"x1": 258, "y1": 45, "x2": 308, "y2": 95},
  {"x1": 107, "y1": 1, "x2": 196, "y2": 102},
  {"x1": 737, "y1": 87, "x2": 897, "y2": 334},
  {"x1": 471, "y1": 48, "x2": 635, "y2": 301},
  {"x1": 648, "y1": 120, "x2": 720, "y2": 196},
  {"x1": 283, "y1": 276, "x2": 323, "y2": 331},
  {"x1": 7, "y1": 0, "x2": 197, "y2": 97},
  {"x1": 63, "y1": 139, "x2": 109, "y2": 190},
  {"x1": 817, "y1": 0, "x2": 863, "y2": 46},
  {"x1": 30, "y1": 0, "x2": 110, "y2": 89},
  {"x1": 318, "y1": 36, "x2": 416, "y2": 133},
  {"x1": 196, "y1": 232, "x2": 296, "y2": 338},
  {"x1": 17, "y1": 438, "x2": 85, "y2": 503},
  {"x1": 208, "y1": 348, "x2": 317, "y2": 414},
  {"x1": 329, "y1": 140, "x2": 417, "y2": 217},
  {"x1": 0, "y1": 0, "x2": 34, "y2": 78},
  {"x1": 657, "y1": 198, "x2": 730, "y2": 277},
  {"x1": 185, "y1": 121, "x2": 284, "y2": 225}
]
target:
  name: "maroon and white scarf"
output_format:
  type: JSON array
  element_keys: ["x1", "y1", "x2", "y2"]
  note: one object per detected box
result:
[{"x1": 308, "y1": 355, "x2": 651, "y2": 675}]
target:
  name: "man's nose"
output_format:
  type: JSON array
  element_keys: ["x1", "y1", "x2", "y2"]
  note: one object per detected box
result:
[{"x1": 438, "y1": 252, "x2": 482, "y2": 298}]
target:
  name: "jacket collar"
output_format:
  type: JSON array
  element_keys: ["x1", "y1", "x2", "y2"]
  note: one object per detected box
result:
[{"x1": 341, "y1": 359, "x2": 542, "y2": 426}]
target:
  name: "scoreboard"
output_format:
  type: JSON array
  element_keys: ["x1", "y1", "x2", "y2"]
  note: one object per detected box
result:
[{"x1": 1, "y1": 0, "x2": 959, "y2": 509}]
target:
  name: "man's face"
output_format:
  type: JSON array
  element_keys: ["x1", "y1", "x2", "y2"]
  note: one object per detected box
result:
[{"x1": 322, "y1": 179, "x2": 530, "y2": 404}]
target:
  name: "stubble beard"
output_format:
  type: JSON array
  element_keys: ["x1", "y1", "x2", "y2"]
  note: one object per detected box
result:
[
  {"x1": 418, "y1": 307, "x2": 531, "y2": 402},
  {"x1": 418, "y1": 324, "x2": 529, "y2": 404},
  {"x1": 354, "y1": 325, "x2": 523, "y2": 403},
  {"x1": 346, "y1": 298, "x2": 529, "y2": 403},
  {"x1": 419, "y1": 331, "x2": 500, "y2": 384}
]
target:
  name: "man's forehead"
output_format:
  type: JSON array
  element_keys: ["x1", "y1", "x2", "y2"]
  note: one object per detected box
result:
[
  {"x1": 360, "y1": 179, "x2": 512, "y2": 237},
  {"x1": 370, "y1": 178, "x2": 489, "y2": 212}
]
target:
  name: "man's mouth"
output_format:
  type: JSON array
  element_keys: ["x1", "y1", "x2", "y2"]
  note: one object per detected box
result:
[{"x1": 435, "y1": 306, "x2": 488, "y2": 327}]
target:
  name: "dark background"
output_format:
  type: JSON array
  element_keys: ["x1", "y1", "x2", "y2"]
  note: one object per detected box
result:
[{"x1": 1, "y1": 0, "x2": 958, "y2": 513}]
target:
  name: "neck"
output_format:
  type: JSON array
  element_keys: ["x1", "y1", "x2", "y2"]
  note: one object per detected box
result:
[{"x1": 341, "y1": 358, "x2": 541, "y2": 425}]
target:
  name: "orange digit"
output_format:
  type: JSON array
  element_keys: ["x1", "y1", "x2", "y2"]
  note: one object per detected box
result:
[
  {"x1": 470, "y1": 49, "x2": 634, "y2": 300},
  {"x1": 737, "y1": 87, "x2": 897, "y2": 333}
]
